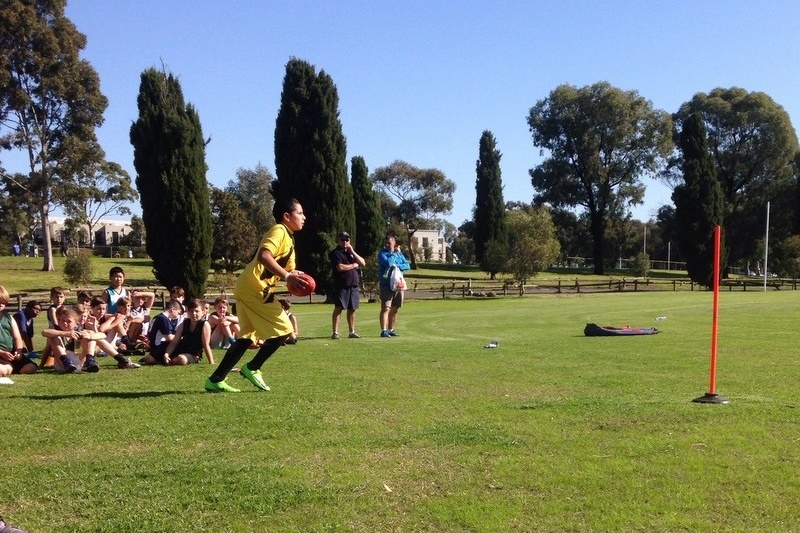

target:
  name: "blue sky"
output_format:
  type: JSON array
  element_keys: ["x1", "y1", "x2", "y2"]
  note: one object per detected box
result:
[{"x1": 15, "y1": 1, "x2": 800, "y2": 227}]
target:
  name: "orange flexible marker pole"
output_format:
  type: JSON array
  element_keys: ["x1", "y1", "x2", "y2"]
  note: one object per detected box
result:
[
  {"x1": 708, "y1": 225, "x2": 721, "y2": 394},
  {"x1": 693, "y1": 225, "x2": 728, "y2": 404}
]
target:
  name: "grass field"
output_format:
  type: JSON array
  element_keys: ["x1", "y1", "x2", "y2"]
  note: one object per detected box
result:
[{"x1": 2, "y1": 289, "x2": 799, "y2": 532}]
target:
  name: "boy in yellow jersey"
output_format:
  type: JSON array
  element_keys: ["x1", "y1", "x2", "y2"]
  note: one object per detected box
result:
[{"x1": 204, "y1": 197, "x2": 311, "y2": 392}]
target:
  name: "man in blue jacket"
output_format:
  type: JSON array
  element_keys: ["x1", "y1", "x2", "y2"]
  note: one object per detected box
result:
[{"x1": 377, "y1": 233, "x2": 410, "y2": 337}]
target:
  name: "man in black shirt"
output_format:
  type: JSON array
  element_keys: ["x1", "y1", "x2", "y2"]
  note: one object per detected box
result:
[{"x1": 330, "y1": 232, "x2": 366, "y2": 339}]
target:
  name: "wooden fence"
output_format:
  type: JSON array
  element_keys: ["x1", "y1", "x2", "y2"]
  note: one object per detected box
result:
[
  {"x1": 401, "y1": 276, "x2": 800, "y2": 299},
  {"x1": 7, "y1": 276, "x2": 798, "y2": 312}
]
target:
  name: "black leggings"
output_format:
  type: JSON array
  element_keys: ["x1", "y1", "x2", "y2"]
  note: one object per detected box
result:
[{"x1": 209, "y1": 335, "x2": 289, "y2": 383}]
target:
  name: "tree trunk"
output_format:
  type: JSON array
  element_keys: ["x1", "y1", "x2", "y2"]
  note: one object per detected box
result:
[
  {"x1": 590, "y1": 211, "x2": 605, "y2": 275},
  {"x1": 40, "y1": 205, "x2": 55, "y2": 272}
]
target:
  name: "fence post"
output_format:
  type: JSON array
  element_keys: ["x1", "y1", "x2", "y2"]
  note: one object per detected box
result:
[
  {"x1": 574, "y1": 279, "x2": 580, "y2": 293},
  {"x1": 441, "y1": 286, "x2": 445, "y2": 300}
]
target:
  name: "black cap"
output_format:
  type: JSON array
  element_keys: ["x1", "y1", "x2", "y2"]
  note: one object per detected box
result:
[{"x1": 338, "y1": 231, "x2": 350, "y2": 240}]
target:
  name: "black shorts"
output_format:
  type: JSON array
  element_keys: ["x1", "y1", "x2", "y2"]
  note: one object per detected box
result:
[
  {"x1": 3, "y1": 354, "x2": 36, "y2": 374},
  {"x1": 334, "y1": 287, "x2": 360, "y2": 310}
]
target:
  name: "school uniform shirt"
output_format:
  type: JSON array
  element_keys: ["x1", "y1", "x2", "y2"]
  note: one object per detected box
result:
[
  {"x1": 13, "y1": 311, "x2": 34, "y2": 340},
  {"x1": 148, "y1": 312, "x2": 177, "y2": 348},
  {"x1": 105, "y1": 286, "x2": 129, "y2": 314}
]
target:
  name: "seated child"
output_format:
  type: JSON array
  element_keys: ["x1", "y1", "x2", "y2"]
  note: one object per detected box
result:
[
  {"x1": 142, "y1": 299, "x2": 182, "y2": 364},
  {"x1": 13, "y1": 300, "x2": 42, "y2": 354},
  {"x1": 42, "y1": 305, "x2": 141, "y2": 372},
  {"x1": 208, "y1": 297, "x2": 240, "y2": 348},
  {"x1": 126, "y1": 289, "x2": 155, "y2": 350},
  {"x1": 156, "y1": 299, "x2": 215, "y2": 365},
  {"x1": 39, "y1": 286, "x2": 67, "y2": 368},
  {"x1": 83, "y1": 296, "x2": 126, "y2": 347},
  {"x1": 41, "y1": 305, "x2": 96, "y2": 373},
  {"x1": 278, "y1": 298, "x2": 299, "y2": 344},
  {"x1": 0, "y1": 285, "x2": 38, "y2": 376},
  {"x1": 75, "y1": 290, "x2": 93, "y2": 328}
]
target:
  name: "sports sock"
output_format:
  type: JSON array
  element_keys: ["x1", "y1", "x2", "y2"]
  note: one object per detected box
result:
[
  {"x1": 247, "y1": 336, "x2": 289, "y2": 370},
  {"x1": 209, "y1": 338, "x2": 252, "y2": 382}
]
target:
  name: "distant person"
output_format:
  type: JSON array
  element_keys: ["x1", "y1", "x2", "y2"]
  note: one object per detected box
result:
[
  {"x1": 12, "y1": 243, "x2": 20, "y2": 257},
  {"x1": 32, "y1": 244, "x2": 38, "y2": 257},
  {"x1": 0, "y1": 285, "x2": 38, "y2": 377},
  {"x1": 329, "y1": 231, "x2": 366, "y2": 339},
  {"x1": 204, "y1": 197, "x2": 310, "y2": 392},
  {"x1": 60, "y1": 240, "x2": 68, "y2": 257},
  {"x1": 13, "y1": 300, "x2": 42, "y2": 354},
  {"x1": 377, "y1": 233, "x2": 410, "y2": 337}
]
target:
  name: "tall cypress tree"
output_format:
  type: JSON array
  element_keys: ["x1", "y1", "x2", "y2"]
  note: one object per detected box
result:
[
  {"x1": 350, "y1": 156, "x2": 384, "y2": 258},
  {"x1": 129, "y1": 68, "x2": 213, "y2": 299},
  {"x1": 672, "y1": 113, "x2": 725, "y2": 288},
  {"x1": 474, "y1": 130, "x2": 508, "y2": 278},
  {"x1": 273, "y1": 58, "x2": 353, "y2": 289}
]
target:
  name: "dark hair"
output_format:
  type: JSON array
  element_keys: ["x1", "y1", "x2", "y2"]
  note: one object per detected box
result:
[
  {"x1": 77, "y1": 290, "x2": 92, "y2": 303},
  {"x1": 272, "y1": 197, "x2": 300, "y2": 224},
  {"x1": 164, "y1": 299, "x2": 183, "y2": 312},
  {"x1": 185, "y1": 299, "x2": 202, "y2": 311},
  {"x1": 25, "y1": 300, "x2": 40, "y2": 310},
  {"x1": 109, "y1": 266, "x2": 125, "y2": 277},
  {"x1": 90, "y1": 296, "x2": 106, "y2": 308}
]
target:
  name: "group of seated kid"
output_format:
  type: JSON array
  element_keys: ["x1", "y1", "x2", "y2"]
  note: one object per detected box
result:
[{"x1": 1, "y1": 265, "x2": 300, "y2": 376}]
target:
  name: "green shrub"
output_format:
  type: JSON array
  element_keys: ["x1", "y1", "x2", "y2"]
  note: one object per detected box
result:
[
  {"x1": 63, "y1": 250, "x2": 94, "y2": 287},
  {"x1": 630, "y1": 252, "x2": 650, "y2": 277}
]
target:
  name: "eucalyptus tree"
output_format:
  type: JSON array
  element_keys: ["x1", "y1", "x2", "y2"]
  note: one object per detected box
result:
[
  {"x1": 0, "y1": 0, "x2": 108, "y2": 270},
  {"x1": 528, "y1": 82, "x2": 672, "y2": 274},
  {"x1": 371, "y1": 160, "x2": 455, "y2": 269},
  {"x1": 671, "y1": 87, "x2": 799, "y2": 265}
]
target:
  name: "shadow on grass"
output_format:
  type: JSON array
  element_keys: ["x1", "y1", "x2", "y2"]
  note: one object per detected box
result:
[{"x1": 20, "y1": 390, "x2": 194, "y2": 400}]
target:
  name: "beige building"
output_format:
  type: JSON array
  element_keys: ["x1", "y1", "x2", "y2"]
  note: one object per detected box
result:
[
  {"x1": 42, "y1": 216, "x2": 134, "y2": 246},
  {"x1": 409, "y1": 229, "x2": 448, "y2": 263}
]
